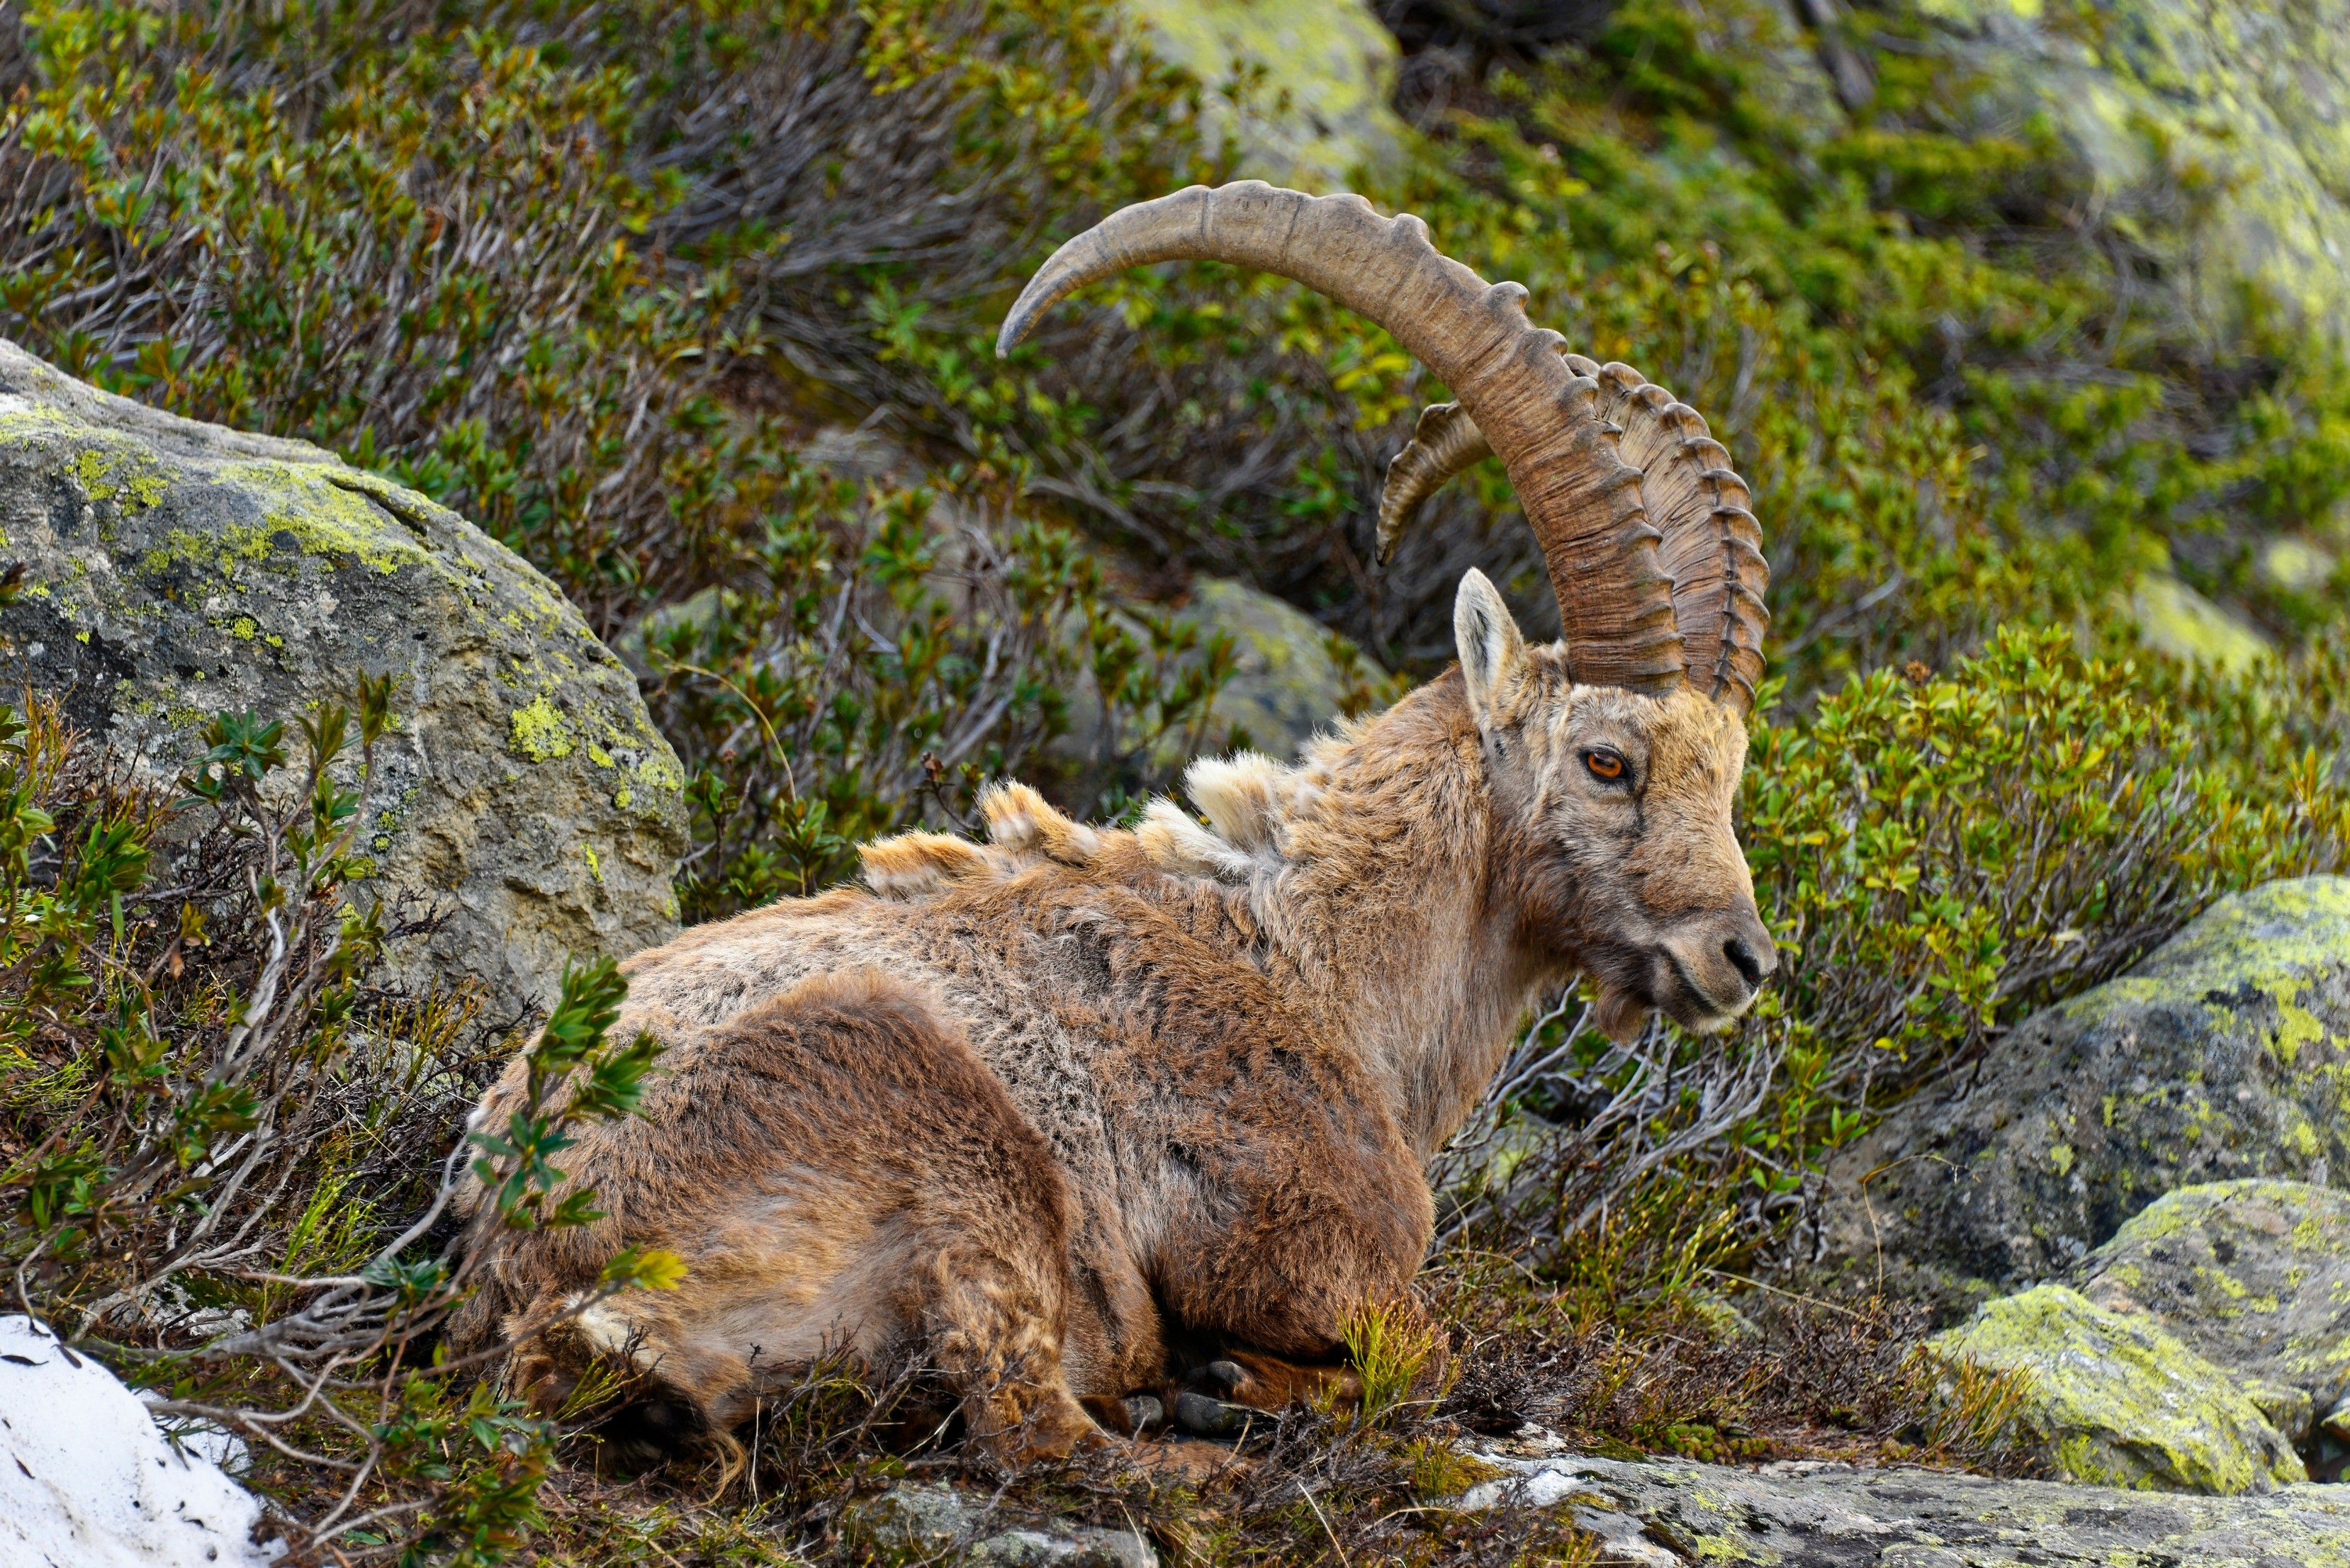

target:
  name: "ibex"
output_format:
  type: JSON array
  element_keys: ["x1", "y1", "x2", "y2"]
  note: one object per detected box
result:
[{"x1": 454, "y1": 182, "x2": 1777, "y2": 1467}]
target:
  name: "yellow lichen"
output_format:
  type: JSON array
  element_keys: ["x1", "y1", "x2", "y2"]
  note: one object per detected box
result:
[
  {"x1": 2271, "y1": 997, "x2": 2327, "y2": 1066},
  {"x1": 69, "y1": 443, "x2": 171, "y2": 509},
  {"x1": 509, "y1": 696, "x2": 574, "y2": 762}
]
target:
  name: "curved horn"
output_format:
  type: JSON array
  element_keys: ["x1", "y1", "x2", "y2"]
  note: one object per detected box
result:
[
  {"x1": 1378, "y1": 401, "x2": 1492, "y2": 565},
  {"x1": 999, "y1": 181, "x2": 1684, "y2": 694},
  {"x1": 1570, "y1": 358, "x2": 1770, "y2": 714}
]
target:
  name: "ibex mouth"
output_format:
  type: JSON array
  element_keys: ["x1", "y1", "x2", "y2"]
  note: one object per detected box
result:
[
  {"x1": 1658, "y1": 940, "x2": 1769, "y2": 1035},
  {"x1": 1589, "y1": 939, "x2": 1764, "y2": 1040}
]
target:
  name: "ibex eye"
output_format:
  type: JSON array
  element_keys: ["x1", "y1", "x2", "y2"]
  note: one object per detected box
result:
[{"x1": 1585, "y1": 750, "x2": 1625, "y2": 782}]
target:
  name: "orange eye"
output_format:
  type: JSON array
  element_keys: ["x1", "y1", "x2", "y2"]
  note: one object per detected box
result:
[{"x1": 1585, "y1": 750, "x2": 1625, "y2": 782}]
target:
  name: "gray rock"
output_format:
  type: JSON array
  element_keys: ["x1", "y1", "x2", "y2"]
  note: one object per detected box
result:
[
  {"x1": 851, "y1": 1482, "x2": 1156, "y2": 1567},
  {"x1": 0, "y1": 338, "x2": 688, "y2": 1022},
  {"x1": 1917, "y1": 1283, "x2": 2304, "y2": 1494},
  {"x1": 1184, "y1": 577, "x2": 1395, "y2": 764},
  {"x1": 1454, "y1": 1450, "x2": 2350, "y2": 1565},
  {"x1": 1052, "y1": 575, "x2": 1396, "y2": 775},
  {"x1": 2072, "y1": 1180, "x2": 2350, "y2": 1446},
  {"x1": 1806, "y1": 877, "x2": 2350, "y2": 1322}
]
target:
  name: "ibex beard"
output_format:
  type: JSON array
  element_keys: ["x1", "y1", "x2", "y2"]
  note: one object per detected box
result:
[{"x1": 452, "y1": 182, "x2": 1778, "y2": 1472}]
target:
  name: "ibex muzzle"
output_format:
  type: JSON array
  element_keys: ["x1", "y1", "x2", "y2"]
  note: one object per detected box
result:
[{"x1": 456, "y1": 182, "x2": 1780, "y2": 1473}]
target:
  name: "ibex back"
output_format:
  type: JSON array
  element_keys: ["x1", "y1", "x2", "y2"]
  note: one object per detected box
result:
[{"x1": 454, "y1": 182, "x2": 1779, "y2": 1467}]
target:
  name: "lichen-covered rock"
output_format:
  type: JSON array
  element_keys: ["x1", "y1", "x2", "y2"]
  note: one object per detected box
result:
[
  {"x1": 1120, "y1": 0, "x2": 1408, "y2": 186},
  {"x1": 1931, "y1": 0, "x2": 2350, "y2": 343},
  {"x1": 2072, "y1": 1181, "x2": 2350, "y2": 1447},
  {"x1": 1052, "y1": 575, "x2": 1397, "y2": 770},
  {"x1": 0, "y1": 338, "x2": 687, "y2": 1021},
  {"x1": 2128, "y1": 575, "x2": 2271, "y2": 672},
  {"x1": 1806, "y1": 877, "x2": 2350, "y2": 1322},
  {"x1": 1454, "y1": 1448, "x2": 2350, "y2": 1565},
  {"x1": 1921, "y1": 1284, "x2": 2305, "y2": 1493}
]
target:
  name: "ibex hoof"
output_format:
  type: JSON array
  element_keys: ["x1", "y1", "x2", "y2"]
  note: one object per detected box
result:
[
  {"x1": 1173, "y1": 1390, "x2": 1250, "y2": 1439},
  {"x1": 1201, "y1": 1359, "x2": 1247, "y2": 1394}
]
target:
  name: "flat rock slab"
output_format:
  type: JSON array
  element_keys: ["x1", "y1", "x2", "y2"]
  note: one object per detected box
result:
[
  {"x1": 850, "y1": 1482, "x2": 1157, "y2": 1567},
  {"x1": 1458, "y1": 1453, "x2": 2350, "y2": 1567}
]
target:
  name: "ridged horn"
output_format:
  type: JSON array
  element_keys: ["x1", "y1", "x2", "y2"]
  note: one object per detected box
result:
[
  {"x1": 999, "y1": 181, "x2": 1685, "y2": 694},
  {"x1": 1378, "y1": 400, "x2": 1492, "y2": 565},
  {"x1": 1376, "y1": 366, "x2": 1773, "y2": 712},
  {"x1": 1568, "y1": 358, "x2": 1770, "y2": 714}
]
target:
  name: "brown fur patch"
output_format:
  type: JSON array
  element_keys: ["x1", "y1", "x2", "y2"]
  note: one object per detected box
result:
[{"x1": 458, "y1": 969, "x2": 1100, "y2": 1465}]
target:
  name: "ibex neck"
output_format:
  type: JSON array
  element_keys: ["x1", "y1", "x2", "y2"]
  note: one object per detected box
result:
[{"x1": 1258, "y1": 677, "x2": 1553, "y2": 1163}]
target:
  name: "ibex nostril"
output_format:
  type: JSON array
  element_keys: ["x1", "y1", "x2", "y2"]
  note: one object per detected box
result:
[{"x1": 1724, "y1": 937, "x2": 1764, "y2": 988}]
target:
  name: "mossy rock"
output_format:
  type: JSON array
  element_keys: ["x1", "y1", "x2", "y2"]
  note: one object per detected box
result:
[
  {"x1": 1933, "y1": 0, "x2": 2350, "y2": 342},
  {"x1": 0, "y1": 338, "x2": 687, "y2": 1021},
  {"x1": 2073, "y1": 1180, "x2": 2350, "y2": 1445},
  {"x1": 1053, "y1": 575, "x2": 1397, "y2": 770},
  {"x1": 1120, "y1": 0, "x2": 1407, "y2": 186},
  {"x1": 1809, "y1": 877, "x2": 2350, "y2": 1324},
  {"x1": 2128, "y1": 575, "x2": 2271, "y2": 672},
  {"x1": 1921, "y1": 1284, "x2": 2305, "y2": 1494}
]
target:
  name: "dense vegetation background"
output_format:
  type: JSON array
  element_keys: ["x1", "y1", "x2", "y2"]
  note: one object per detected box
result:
[{"x1": 4, "y1": 0, "x2": 2350, "y2": 1561}]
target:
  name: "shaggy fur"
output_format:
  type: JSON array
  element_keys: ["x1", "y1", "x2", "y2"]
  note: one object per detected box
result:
[{"x1": 453, "y1": 573, "x2": 1775, "y2": 1463}]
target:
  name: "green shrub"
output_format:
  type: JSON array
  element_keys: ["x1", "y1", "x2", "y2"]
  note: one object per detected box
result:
[
  {"x1": 1745, "y1": 628, "x2": 2349, "y2": 1156},
  {"x1": 0, "y1": 687, "x2": 680, "y2": 1563},
  {"x1": 0, "y1": 0, "x2": 1237, "y2": 904}
]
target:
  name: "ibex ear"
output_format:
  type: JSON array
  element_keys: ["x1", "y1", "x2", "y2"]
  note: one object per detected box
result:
[{"x1": 1454, "y1": 568, "x2": 1528, "y2": 733}]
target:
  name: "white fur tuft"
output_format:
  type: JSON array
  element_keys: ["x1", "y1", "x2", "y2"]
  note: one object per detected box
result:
[
  {"x1": 1135, "y1": 799, "x2": 1256, "y2": 881},
  {"x1": 979, "y1": 782, "x2": 1102, "y2": 864},
  {"x1": 573, "y1": 1298, "x2": 648, "y2": 1364},
  {"x1": 1183, "y1": 752, "x2": 1291, "y2": 854}
]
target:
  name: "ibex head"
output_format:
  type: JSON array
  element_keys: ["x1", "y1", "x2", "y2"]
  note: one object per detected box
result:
[{"x1": 1001, "y1": 183, "x2": 1777, "y2": 1037}]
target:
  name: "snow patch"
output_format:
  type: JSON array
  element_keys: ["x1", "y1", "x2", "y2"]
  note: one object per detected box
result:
[{"x1": 0, "y1": 1314, "x2": 283, "y2": 1567}]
